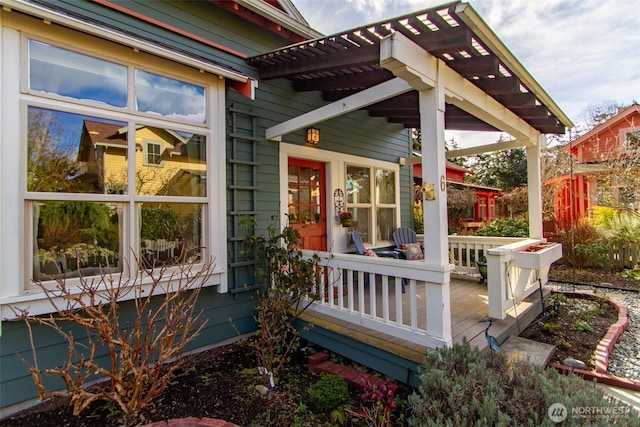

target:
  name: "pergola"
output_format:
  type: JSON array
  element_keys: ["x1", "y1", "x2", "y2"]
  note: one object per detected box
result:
[{"x1": 247, "y1": 1, "x2": 573, "y2": 346}]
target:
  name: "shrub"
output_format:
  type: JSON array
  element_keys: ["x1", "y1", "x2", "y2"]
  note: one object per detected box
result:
[
  {"x1": 241, "y1": 218, "x2": 321, "y2": 387},
  {"x1": 476, "y1": 218, "x2": 529, "y2": 237},
  {"x1": 308, "y1": 374, "x2": 350, "y2": 412},
  {"x1": 551, "y1": 218, "x2": 609, "y2": 269},
  {"x1": 407, "y1": 340, "x2": 632, "y2": 426},
  {"x1": 13, "y1": 255, "x2": 214, "y2": 425}
]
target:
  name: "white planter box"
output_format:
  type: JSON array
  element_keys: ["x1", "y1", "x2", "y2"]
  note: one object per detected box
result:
[{"x1": 513, "y1": 243, "x2": 562, "y2": 270}]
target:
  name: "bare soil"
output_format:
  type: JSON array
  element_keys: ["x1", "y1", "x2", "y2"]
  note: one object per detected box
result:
[
  {"x1": 0, "y1": 339, "x2": 406, "y2": 427},
  {"x1": 519, "y1": 292, "x2": 618, "y2": 371}
]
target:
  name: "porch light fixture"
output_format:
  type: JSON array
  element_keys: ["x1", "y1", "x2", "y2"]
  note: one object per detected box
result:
[{"x1": 306, "y1": 127, "x2": 320, "y2": 145}]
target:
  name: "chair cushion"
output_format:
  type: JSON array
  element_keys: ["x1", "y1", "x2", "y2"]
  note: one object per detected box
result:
[
  {"x1": 364, "y1": 249, "x2": 378, "y2": 257},
  {"x1": 400, "y1": 242, "x2": 423, "y2": 260}
]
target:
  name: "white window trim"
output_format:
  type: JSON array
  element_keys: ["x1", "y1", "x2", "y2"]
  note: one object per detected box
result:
[
  {"x1": 0, "y1": 22, "x2": 228, "y2": 319},
  {"x1": 279, "y1": 143, "x2": 400, "y2": 254},
  {"x1": 144, "y1": 140, "x2": 164, "y2": 166}
]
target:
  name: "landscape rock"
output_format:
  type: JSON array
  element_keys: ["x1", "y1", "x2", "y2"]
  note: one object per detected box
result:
[{"x1": 563, "y1": 358, "x2": 587, "y2": 369}]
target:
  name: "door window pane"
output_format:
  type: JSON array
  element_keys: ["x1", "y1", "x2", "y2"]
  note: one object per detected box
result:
[
  {"x1": 33, "y1": 201, "x2": 122, "y2": 280},
  {"x1": 29, "y1": 40, "x2": 127, "y2": 107},
  {"x1": 27, "y1": 107, "x2": 127, "y2": 194},
  {"x1": 140, "y1": 203, "x2": 202, "y2": 267},
  {"x1": 347, "y1": 166, "x2": 370, "y2": 204},
  {"x1": 135, "y1": 70, "x2": 205, "y2": 124}
]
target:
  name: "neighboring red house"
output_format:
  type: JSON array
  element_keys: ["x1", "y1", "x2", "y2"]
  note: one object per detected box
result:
[
  {"x1": 414, "y1": 161, "x2": 502, "y2": 232},
  {"x1": 551, "y1": 104, "x2": 640, "y2": 228}
]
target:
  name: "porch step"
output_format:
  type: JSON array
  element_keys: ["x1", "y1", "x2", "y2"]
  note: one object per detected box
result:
[
  {"x1": 466, "y1": 284, "x2": 551, "y2": 351},
  {"x1": 499, "y1": 336, "x2": 555, "y2": 367},
  {"x1": 308, "y1": 352, "x2": 398, "y2": 390}
]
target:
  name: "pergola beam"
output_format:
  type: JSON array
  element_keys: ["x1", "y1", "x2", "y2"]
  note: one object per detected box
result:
[{"x1": 265, "y1": 77, "x2": 412, "y2": 141}]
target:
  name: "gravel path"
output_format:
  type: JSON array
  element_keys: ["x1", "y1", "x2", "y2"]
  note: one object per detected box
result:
[{"x1": 551, "y1": 282, "x2": 640, "y2": 381}]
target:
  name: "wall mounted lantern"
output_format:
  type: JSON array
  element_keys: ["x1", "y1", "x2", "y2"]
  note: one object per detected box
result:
[{"x1": 306, "y1": 127, "x2": 320, "y2": 145}]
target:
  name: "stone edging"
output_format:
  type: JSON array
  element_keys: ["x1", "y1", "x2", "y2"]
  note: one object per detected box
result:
[{"x1": 549, "y1": 290, "x2": 640, "y2": 392}]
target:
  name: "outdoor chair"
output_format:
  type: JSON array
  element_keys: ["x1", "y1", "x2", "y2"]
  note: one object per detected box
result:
[
  {"x1": 392, "y1": 227, "x2": 423, "y2": 260},
  {"x1": 352, "y1": 230, "x2": 405, "y2": 291}
]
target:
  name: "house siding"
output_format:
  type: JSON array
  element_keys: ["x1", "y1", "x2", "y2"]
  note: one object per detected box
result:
[{"x1": 0, "y1": 0, "x2": 412, "y2": 412}]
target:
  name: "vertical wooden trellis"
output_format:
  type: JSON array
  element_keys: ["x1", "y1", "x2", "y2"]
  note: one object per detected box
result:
[{"x1": 227, "y1": 104, "x2": 261, "y2": 293}]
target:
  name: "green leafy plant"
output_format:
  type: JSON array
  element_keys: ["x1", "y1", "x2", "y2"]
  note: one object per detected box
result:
[
  {"x1": 542, "y1": 322, "x2": 560, "y2": 334},
  {"x1": 308, "y1": 374, "x2": 350, "y2": 412},
  {"x1": 571, "y1": 320, "x2": 594, "y2": 332},
  {"x1": 475, "y1": 218, "x2": 529, "y2": 237},
  {"x1": 242, "y1": 217, "x2": 321, "y2": 388}
]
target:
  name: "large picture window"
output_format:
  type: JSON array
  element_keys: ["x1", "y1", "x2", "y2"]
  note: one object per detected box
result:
[
  {"x1": 346, "y1": 165, "x2": 397, "y2": 245},
  {"x1": 20, "y1": 37, "x2": 213, "y2": 286}
]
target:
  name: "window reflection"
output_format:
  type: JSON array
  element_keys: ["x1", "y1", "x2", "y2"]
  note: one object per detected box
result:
[
  {"x1": 140, "y1": 203, "x2": 202, "y2": 267},
  {"x1": 29, "y1": 40, "x2": 127, "y2": 107},
  {"x1": 135, "y1": 126, "x2": 207, "y2": 197},
  {"x1": 27, "y1": 107, "x2": 128, "y2": 194},
  {"x1": 33, "y1": 202, "x2": 122, "y2": 280},
  {"x1": 347, "y1": 166, "x2": 370, "y2": 203},
  {"x1": 135, "y1": 70, "x2": 206, "y2": 124},
  {"x1": 376, "y1": 169, "x2": 395, "y2": 204}
]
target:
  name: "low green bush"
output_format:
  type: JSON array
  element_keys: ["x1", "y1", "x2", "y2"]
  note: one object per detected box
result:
[
  {"x1": 476, "y1": 218, "x2": 529, "y2": 237},
  {"x1": 407, "y1": 340, "x2": 634, "y2": 426},
  {"x1": 308, "y1": 374, "x2": 350, "y2": 412}
]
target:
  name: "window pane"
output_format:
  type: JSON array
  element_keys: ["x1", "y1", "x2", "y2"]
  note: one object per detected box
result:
[
  {"x1": 351, "y1": 207, "x2": 371, "y2": 243},
  {"x1": 33, "y1": 201, "x2": 122, "y2": 280},
  {"x1": 376, "y1": 208, "x2": 396, "y2": 241},
  {"x1": 29, "y1": 40, "x2": 127, "y2": 107},
  {"x1": 135, "y1": 70, "x2": 205, "y2": 124},
  {"x1": 27, "y1": 107, "x2": 127, "y2": 194},
  {"x1": 625, "y1": 130, "x2": 640, "y2": 152},
  {"x1": 347, "y1": 165, "x2": 370, "y2": 204},
  {"x1": 135, "y1": 126, "x2": 207, "y2": 197},
  {"x1": 140, "y1": 203, "x2": 202, "y2": 266},
  {"x1": 376, "y1": 169, "x2": 395, "y2": 204}
]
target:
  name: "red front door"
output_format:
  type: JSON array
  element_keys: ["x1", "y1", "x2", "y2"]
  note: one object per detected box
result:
[{"x1": 287, "y1": 158, "x2": 327, "y2": 251}]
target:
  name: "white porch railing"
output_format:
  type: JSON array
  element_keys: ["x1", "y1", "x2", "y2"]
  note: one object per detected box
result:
[
  {"x1": 301, "y1": 236, "x2": 561, "y2": 349},
  {"x1": 447, "y1": 235, "x2": 561, "y2": 319},
  {"x1": 302, "y1": 251, "x2": 453, "y2": 349}
]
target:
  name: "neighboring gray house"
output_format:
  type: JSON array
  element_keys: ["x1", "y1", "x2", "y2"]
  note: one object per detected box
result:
[{"x1": 0, "y1": 0, "x2": 571, "y2": 414}]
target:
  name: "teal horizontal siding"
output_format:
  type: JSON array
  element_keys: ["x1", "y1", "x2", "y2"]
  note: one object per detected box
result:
[{"x1": 0, "y1": 288, "x2": 256, "y2": 409}]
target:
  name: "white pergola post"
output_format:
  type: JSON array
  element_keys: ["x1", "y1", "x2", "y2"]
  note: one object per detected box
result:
[
  {"x1": 526, "y1": 136, "x2": 544, "y2": 239},
  {"x1": 418, "y1": 71, "x2": 452, "y2": 345}
]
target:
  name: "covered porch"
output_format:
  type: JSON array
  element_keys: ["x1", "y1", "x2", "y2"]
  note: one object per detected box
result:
[{"x1": 248, "y1": 2, "x2": 571, "y2": 363}]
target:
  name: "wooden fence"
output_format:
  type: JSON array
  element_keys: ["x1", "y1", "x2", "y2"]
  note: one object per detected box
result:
[{"x1": 609, "y1": 242, "x2": 640, "y2": 268}]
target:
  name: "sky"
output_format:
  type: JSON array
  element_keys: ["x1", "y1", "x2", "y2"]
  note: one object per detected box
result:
[{"x1": 292, "y1": 0, "x2": 639, "y2": 147}]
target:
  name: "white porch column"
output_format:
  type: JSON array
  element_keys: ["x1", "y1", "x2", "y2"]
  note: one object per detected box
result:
[
  {"x1": 419, "y1": 66, "x2": 452, "y2": 345},
  {"x1": 526, "y1": 136, "x2": 544, "y2": 239}
]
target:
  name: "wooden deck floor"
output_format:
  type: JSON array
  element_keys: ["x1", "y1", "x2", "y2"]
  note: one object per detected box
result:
[{"x1": 300, "y1": 275, "x2": 549, "y2": 364}]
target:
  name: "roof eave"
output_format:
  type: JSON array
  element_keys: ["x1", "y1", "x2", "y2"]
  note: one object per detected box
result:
[
  {"x1": 234, "y1": 0, "x2": 324, "y2": 40},
  {"x1": 455, "y1": 2, "x2": 574, "y2": 130}
]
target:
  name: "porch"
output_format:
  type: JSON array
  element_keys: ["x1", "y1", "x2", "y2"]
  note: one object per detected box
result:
[{"x1": 297, "y1": 235, "x2": 560, "y2": 384}]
